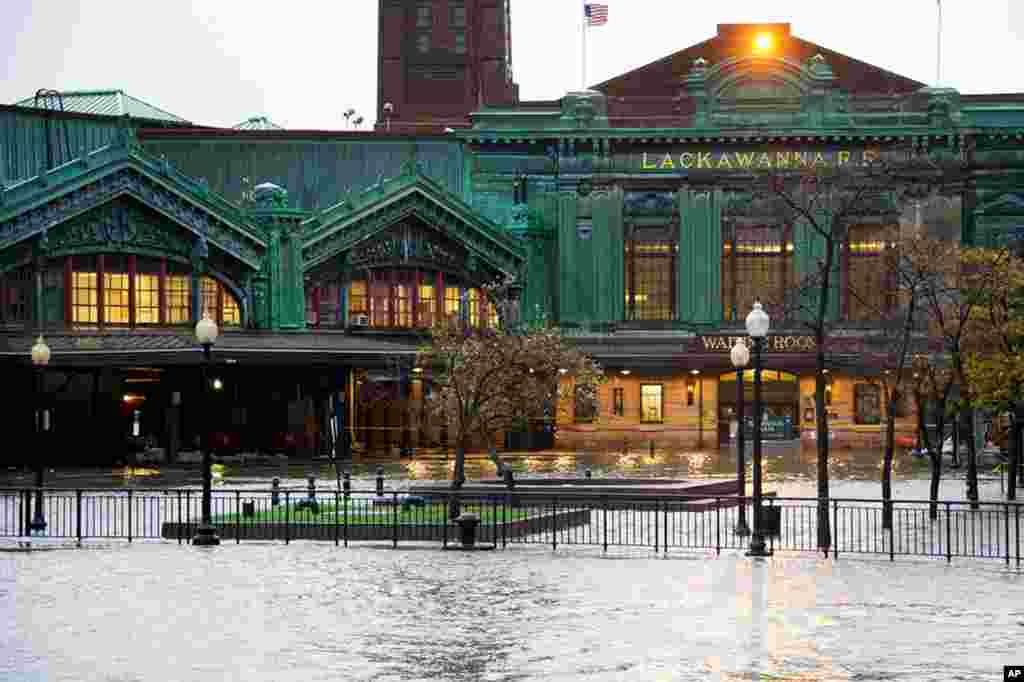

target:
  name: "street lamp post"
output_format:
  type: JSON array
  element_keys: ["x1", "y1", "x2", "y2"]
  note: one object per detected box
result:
[
  {"x1": 745, "y1": 301, "x2": 772, "y2": 557},
  {"x1": 29, "y1": 335, "x2": 50, "y2": 534},
  {"x1": 192, "y1": 314, "x2": 220, "y2": 547},
  {"x1": 730, "y1": 337, "x2": 750, "y2": 536}
]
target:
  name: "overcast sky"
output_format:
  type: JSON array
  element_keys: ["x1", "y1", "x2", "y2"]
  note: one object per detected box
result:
[{"x1": 2, "y1": 1, "x2": 1022, "y2": 129}]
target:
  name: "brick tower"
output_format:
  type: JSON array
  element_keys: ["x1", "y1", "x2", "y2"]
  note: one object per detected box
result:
[{"x1": 377, "y1": 0, "x2": 519, "y2": 132}]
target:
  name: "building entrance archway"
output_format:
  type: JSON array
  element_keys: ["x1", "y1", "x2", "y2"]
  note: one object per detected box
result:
[{"x1": 718, "y1": 369, "x2": 800, "y2": 442}]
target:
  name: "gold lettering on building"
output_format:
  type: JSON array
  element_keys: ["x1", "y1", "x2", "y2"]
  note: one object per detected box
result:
[
  {"x1": 637, "y1": 149, "x2": 879, "y2": 172},
  {"x1": 699, "y1": 335, "x2": 816, "y2": 353}
]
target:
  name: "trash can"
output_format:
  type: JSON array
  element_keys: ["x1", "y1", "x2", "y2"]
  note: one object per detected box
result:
[
  {"x1": 455, "y1": 512, "x2": 481, "y2": 547},
  {"x1": 759, "y1": 504, "x2": 781, "y2": 537}
]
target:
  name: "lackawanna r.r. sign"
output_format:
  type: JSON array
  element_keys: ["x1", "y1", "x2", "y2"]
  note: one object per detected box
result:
[
  {"x1": 637, "y1": 148, "x2": 880, "y2": 172},
  {"x1": 699, "y1": 335, "x2": 817, "y2": 353}
]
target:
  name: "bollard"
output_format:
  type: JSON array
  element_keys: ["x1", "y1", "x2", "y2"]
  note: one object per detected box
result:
[
  {"x1": 271, "y1": 477, "x2": 280, "y2": 507},
  {"x1": 342, "y1": 471, "x2": 351, "y2": 497},
  {"x1": 307, "y1": 476, "x2": 316, "y2": 499},
  {"x1": 585, "y1": 468, "x2": 592, "y2": 479},
  {"x1": 376, "y1": 465, "x2": 385, "y2": 497},
  {"x1": 503, "y1": 468, "x2": 515, "y2": 489}
]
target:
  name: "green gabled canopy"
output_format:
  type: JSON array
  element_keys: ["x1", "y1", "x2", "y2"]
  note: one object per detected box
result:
[
  {"x1": 13, "y1": 89, "x2": 190, "y2": 124},
  {"x1": 0, "y1": 132, "x2": 266, "y2": 270},
  {"x1": 302, "y1": 163, "x2": 525, "y2": 277}
]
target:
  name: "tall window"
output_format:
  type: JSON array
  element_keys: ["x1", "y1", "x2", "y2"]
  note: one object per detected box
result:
[
  {"x1": 369, "y1": 273, "x2": 391, "y2": 327},
  {"x1": 722, "y1": 223, "x2": 793, "y2": 320},
  {"x1": 453, "y1": 31, "x2": 466, "y2": 54},
  {"x1": 0, "y1": 268, "x2": 31, "y2": 323},
  {"x1": 847, "y1": 224, "x2": 895, "y2": 321},
  {"x1": 349, "y1": 280, "x2": 368, "y2": 321},
  {"x1": 395, "y1": 271, "x2": 413, "y2": 327},
  {"x1": 103, "y1": 256, "x2": 130, "y2": 325},
  {"x1": 445, "y1": 285, "x2": 461, "y2": 320},
  {"x1": 201, "y1": 276, "x2": 219, "y2": 321},
  {"x1": 640, "y1": 384, "x2": 664, "y2": 423},
  {"x1": 625, "y1": 225, "x2": 677, "y2": 321},
  {"x1": 135, "y1": 271, "x2": 160, "y2": 324},
  {"x1": 72, "y1": 255, "x2": 99, "y2": 324},
  {"x1": 418, "y1": 278, "x2": 435, "y2": 328},
  {"x1": 416, "y1": 33, "x2": 431, "y2": 53},
  {"x1": 612, "y1": 387, "x2": 625, "y2": 417},
  {"x1": 166, "y1": 274, "x2": 190, "y2": 324},
  {"x1": 854, "y1": 383, "x2": 882, "y2": 425}
]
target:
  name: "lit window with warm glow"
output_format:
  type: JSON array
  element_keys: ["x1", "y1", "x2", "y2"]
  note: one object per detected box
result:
[
  {"x1": 135, "y1": 274, "x2": 160, "y2": 324},
  {"x1": 104, "y1": 272, "x2": 130, "y2": 324},
  {"x1": 166, "y1": 275, "x2": 190, "y2": 324},
  {"x1": 72, "y1": 271, "x2": 98, "y2": 324}
]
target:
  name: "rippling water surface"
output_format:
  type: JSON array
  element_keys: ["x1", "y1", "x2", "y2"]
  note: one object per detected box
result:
[
  {"x1": 2, "y1": 446, "x2": 1022, "y2": 681},
  {"x1": 2, "y1": 542, "x2": 1022, "y2": 681}
]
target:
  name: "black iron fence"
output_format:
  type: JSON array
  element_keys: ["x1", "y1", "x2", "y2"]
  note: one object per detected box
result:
[{"x1": 1, "y1": 487, "x2": 1021, "y2": 566}]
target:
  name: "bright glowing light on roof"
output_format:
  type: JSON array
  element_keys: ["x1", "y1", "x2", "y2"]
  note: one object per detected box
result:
[{"x1": 754, "y1": 33, "x2": 773, "y2": 51}]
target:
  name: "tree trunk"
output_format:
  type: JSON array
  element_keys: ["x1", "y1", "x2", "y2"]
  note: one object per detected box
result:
[
  {"x1": 963, "y1": 408, "x2": 980, "y2": 510},
  {"x1": 1008, "y1": 416, "x2": 1019, "y2": 501},
  {"x1": 450, "y1": 442, "x2": 466, "y2": 519},
  {"x1": 815, "y1": 345, "x2": 831, "y2": 553},
  {"x1": 929, "y1": 448, "x2": 942, "y2": 520},
  {"x1": 882, "y1": 391, "x2": 897, "y2": 530},
  {"x1": 915, "y1": 391, "x2": 934, "y2": 456}
]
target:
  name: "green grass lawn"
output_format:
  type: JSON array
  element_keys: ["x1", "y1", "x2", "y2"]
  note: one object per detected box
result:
[{"x1": 213, "y1": 501, "x2": 531, "y2": 525}]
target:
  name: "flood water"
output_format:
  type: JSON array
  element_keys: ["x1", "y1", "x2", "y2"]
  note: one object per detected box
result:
[{"x1": 3, "y1": 445, "x2": 1022, "y2": 681}]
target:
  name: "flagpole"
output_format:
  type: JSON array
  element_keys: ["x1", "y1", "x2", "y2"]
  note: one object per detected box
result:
[
  {"x1": 936, "y1": 0, "x2": 942, "y2": 86},
  {"x1": 582, "y1": 0, "x2": 588, "y2": 89}
]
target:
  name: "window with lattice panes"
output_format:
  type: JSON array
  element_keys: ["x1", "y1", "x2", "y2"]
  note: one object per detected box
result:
[
  {"x1": 418, "y1": 280, "x2": 435, "y2": 328},
  {"x1": 222, "y1": 290, "x2": 240, "y2": 326},
  {"x1": 847, "y1": 224, "x2": 895, "y2": 321},
  {"x1": 201, "y1": 277, "x2": 219, "y2": 321},
  {"x1": 721, "y1": 223, "x2": 792, "y2": 321},
  {"x1": 166, "y1": 274, "x2": 190, "y2": 324},
  {"x1": 349, "y1": 280, "x2": 368, "y2": 317},
  {"x1": 640, "y1": 384, "x2": 664, "y2": 423},
  {"x1": 445, "y1": 286, "x2": 461, "y2": 320},
  {"x1": 625, "y1": 241, "x2": 674, "y2": 321},
  {"x1": 468, "y1": 288, "x2": 480, "y2": 326},
  {"x1": 135, "y1": 273, "x2": 160, "y2": 324},
  {"x1": 103, "y1": 272, "x2": 131, "y2": 324},
  {"x1": 1, "y1": 267, "x2": 32, "y2": 323},
  {"x1": 72, "y1": 271, "x2": 99, "y2": 324},
  {"x1": 369, "y1": 275, "x2": 391, "y2": 327},
  {"x1": 318, "y1": 283, "x2": 341, "y2": 327}
]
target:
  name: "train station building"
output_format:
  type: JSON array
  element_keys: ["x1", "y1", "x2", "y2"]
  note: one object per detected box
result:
[{"x1": 3, "y1": 4, "x2": 1024, "y2": 462}]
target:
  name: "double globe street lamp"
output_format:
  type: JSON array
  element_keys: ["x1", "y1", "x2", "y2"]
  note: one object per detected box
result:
[
  {"x1": 745, "y1": 301, "x2": 773, "y2": 557},
  {"x1": 29, "y1": 335, "x2": 51, "y2": 535},
  {"x1": 730, "y1": 337, "x2": 750, "y2": 536},
  {"x1": 192, "y1": 313, "x2": 220, "y2": 547}
]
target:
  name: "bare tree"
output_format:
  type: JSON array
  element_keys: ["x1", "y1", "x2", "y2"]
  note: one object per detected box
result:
[{"x1": 751, "y1": 151, "x2": 964, "y2": 551}]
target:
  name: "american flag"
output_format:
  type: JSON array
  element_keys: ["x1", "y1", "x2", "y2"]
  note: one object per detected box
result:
[{"x1": 584, "y1": 3, "x2": 608, "y2": 26}]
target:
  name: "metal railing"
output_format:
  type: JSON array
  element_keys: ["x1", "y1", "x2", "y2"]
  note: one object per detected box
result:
[{"x1": 0, "y1": 487, "x2": 1020, "y2": 566}]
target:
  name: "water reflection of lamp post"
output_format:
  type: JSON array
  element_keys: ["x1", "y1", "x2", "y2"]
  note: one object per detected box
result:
[
  {"x1": 745, "y1": 302, "x2": 772, "y2": 557},
  {"x1": 731, "y1": 337, "x2": 750, "y2": 536},
  {"x1": 30, "y1": 335, "x2": 50, "y2": 534},
  {"x1": 192, "y1": 314, "x2": 220, "y2": 547}
]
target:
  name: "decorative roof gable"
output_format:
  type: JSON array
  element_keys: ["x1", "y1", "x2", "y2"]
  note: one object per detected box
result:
[
  {"x1": 0, "y1": 129, "x2": 266, "y2": 269},
  {"x1": 302, "y1": 161, "x2": 525, "y2": 276}
]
